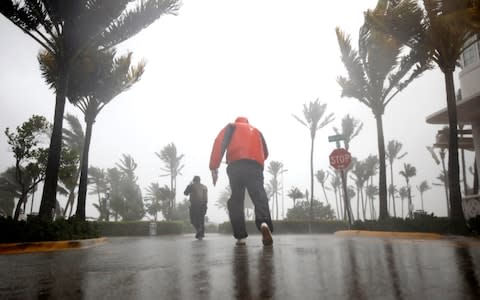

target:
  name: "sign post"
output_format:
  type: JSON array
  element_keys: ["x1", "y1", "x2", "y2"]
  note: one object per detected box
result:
[{"x1": 328, "y1": 135, "x2": 352, "y2": 227}]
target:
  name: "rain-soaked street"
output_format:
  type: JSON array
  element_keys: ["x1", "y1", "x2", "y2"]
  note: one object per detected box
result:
[{"x1": 1, "y1": 233, "x2": 480, "y2": 299}]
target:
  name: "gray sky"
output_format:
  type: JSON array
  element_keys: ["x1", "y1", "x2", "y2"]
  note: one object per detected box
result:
[{"x1": 0, "y1": 0, "x2": 475, "y2": 223}]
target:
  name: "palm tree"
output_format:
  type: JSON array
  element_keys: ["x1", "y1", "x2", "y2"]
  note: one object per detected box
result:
[
  {"x1": 315, "y1": 170, "x2": 330, "y2": 206},
  {"x1": 427, "y1": 145, "x2": 450, "y2": 217},
  {"x1": 333, "y1": 114, "x2": 364, "y2": 151},
  {"x1": 60, "y1": 114, "x2": 84, "y2": 217},
  {"x1": 144, "y1": 183, "x2": 164, "y2": 221},
  {"x1": 385, "y1": 140, "x2": 408, "y2": 217},
  {"x1": 364, "y1": 155, "x2": 379, "y2": 219},
  {"x1": 39, "y1": 49, "x2": 145, "y2": 220},
  {"x1": 156, "y1": 143, "x2": 184, "y2": 214},
  {"x1": 398, "y1": 186, "x2": 408, "y2": 218},
  {"x1": 417, "y1": 180, "x2": 431, "y2": 211},
  {"x1": 350, "y1": 160, "x2": 368, "y2": 220},
  {"x1": 0, "y1": 167, "x2": 21, "y2": 217},
  {"x1": 388, "y1": 183, "x2": 398, "y2": 217},
  {"x1": 287, "y1": 187, "x2": 304, "y2": 208},
  {"x1": 267, "y1": 161, "x2": 283, "y2": 220},
  {"x1": 0, "y1": 0, "x2": 181, "y2": 220},
  {"x1": 330, "y1": 173, "x2": 342, "y2": 219},
  {"x1": 367, "y1": 0, "x2": 475, "y2": 228},
  {"x1": 293, "y1": 99, "x2": 334, "y2": 221},
  {"x1": 399, "y1": 163, "x2": 416, "y2": 218},
  {"x1": 366, "y1": 184, "x2": 379, "y2": 219},
  {"x1": 336, "y1": 0, "x2": 430, "y2": 220}
]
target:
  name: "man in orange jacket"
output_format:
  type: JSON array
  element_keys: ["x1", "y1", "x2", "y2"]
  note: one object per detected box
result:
[{"x1": 209, "y1": 117, "x2": 273, "y2": 246}]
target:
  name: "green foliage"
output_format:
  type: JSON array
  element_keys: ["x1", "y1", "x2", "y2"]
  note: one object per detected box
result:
[
  {"x1": 95, "y1": 221, "x2": 183, "y2": 236},
  {"x1": 352, "y1": 216, "x2": 451, "y2": 234},
  {"x1": 0, "y1": 217, "x2": 99, "y2": 243},
  {"x1": 286, "y1": 200, "x2": 336, "y2": 221}
]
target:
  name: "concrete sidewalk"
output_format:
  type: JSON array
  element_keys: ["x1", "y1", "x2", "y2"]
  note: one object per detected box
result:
[{"x1": 0, "y1": 237, "x2": 107, "y2": 255}]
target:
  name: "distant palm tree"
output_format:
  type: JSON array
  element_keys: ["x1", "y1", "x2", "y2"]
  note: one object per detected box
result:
[
  {"x1": 330, "y1": 172, "x2": 342, "y2": 219},
  {"x1": 333, "y1": 114, "x2": 363, "y2": 151},
  {"x1": 156, "y1": 143, "x2": 185, "y2": 214},
  {"x1": 417, "y1": 180, "x2": 431, "y2": 211},
  {"x1": 0, "y1": 167, "x2": 21, "y2": 217},
  {"x1": 144, "y1": 183, "x2": 166, "y2": 221},
  {"x1": 367, "y1": 0, "x2": 474, "y2": 228},
  {"x1": 398, "y1": 186, "x2": 408, "y2": 218},
  {"x1": 427, "y1": 145, "x2": 450, "y2": 217},
  {"x1": 287, "y1": 187, "x2": 304, "y2": 208},
  {"x1": 364, "y1": 155, "x2": 379, "y2": 219},
  {"x1": 267, "y1": 161, "x2": 284, "y2": 220},
  {"x1": 399, "y1": 163, "x2": 417, "y2": 218},
  {"x1": 385, "y1": 140, "x2": 408, "y2": 217},
  {"x1": 61, "y1": 114, "x2": 84, "y2": 217},
  {"x1": 336, "y1": 0, "x2": 430, "y2": 220},
  {"x1": 315, "y1": 170, "x2": 330, "y2": 206},
  {"x1": 0, "y1": 0, "x2": 181, "y2": 220},
  {"x1": 366, "y1": 184, "x2": 379, "y2": 219},
  {"x1": 388, "y1": 184, "x2": 398, "y2": 217},
  {"x1": 293, "y1": 99, "x2": 334, "y2": 221},
  {"x1": 350, "y1": 160, "x2": 368, "y2": 220}
]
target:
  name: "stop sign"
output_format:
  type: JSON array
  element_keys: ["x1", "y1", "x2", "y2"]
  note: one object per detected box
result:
[{"x1": 329, "y1": 148, "x2": 352, "y2": 170}]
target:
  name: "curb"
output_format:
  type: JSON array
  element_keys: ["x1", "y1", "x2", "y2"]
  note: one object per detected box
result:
[
  {"x1": 334, "y1": 230, "x2": 443, "y2": 240},
  {"x1": 0, "y1": 237, "x2": 107, "y2": 255}
]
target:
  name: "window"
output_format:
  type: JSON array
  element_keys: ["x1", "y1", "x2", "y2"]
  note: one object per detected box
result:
[{"x1": 463, "y1": 44, "x2": 478, "y2": 67}]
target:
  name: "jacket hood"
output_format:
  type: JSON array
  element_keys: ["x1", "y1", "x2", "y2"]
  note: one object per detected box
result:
[{"x1": 235, "y1": 117, "x2": 249, "y2": 124}]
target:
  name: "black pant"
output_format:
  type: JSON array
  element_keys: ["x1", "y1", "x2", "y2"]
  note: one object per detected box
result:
[
  {"x1": 226, "y1": 160, "x2": 273, "y2": 239},
  {"x1": 190, "y1": 202, "x2": 207, "y2": 237}
]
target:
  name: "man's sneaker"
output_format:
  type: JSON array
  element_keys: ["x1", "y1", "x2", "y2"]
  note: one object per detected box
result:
[
  {"x1": 236, "y1": 238, "x2": 246, "y2": 246},
  {"x1": 261, "y1": 223, "x2": 273, "y2": 246}
]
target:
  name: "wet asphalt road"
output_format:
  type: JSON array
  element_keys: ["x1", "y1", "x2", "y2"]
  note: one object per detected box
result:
[{"x1": 0, "y1": 234, "x2": 479, "y2": 300}]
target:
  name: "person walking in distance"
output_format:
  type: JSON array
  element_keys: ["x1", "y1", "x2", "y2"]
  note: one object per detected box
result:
[
  {"x1": 209, "y1": 116, "x2": 273, "y2": 246},
  {"x1": 184, "y1": 175, "x2": 208, "y2": 240}
]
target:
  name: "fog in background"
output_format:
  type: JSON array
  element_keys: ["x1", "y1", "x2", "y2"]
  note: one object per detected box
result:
[{"x1": 0, "y1": 0, "x2": 474, "y2": 223}]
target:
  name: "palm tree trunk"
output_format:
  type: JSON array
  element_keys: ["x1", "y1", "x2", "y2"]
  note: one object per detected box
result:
[
  {"x1": 30, "y1": 188, "x2": 35, "y2": 214},
  {"x1": 356, "y1": 186, "x2": 360, "y2": 220},
  {"x1": 420, "y1": 193, "x2": 424, "y2": 210},
  {"x1": 443, "y1": 70, "x2": 466, "y2": 230},
  {"x1": 460, "y1": 128, "x2": 468, "y2": 194},
  {"x1": 361, "y1": 188, "x2": 366, "y2": 220},
  {"x1": 76, "y1": 120, "x2": 94, "y2": 220},
  {"x1": 333, "y1": 189, "x2": 340, "y2": 219},
  {"x1": 309, "y1": 136, "x2": 315, "y2": 222},
  {"x1": 322, "y1": 185, "x2": 329, "y2": 206},
  {"x1": 474, "y1": 160, "x2": 478, "y2": 194},
  {"x1": 375, "y1": 114, "x2": 388, "y2": 220},
  {"x1": 390, "y1": 163, "x2": 397, "y2": 217},
  {"x1": 440, "y1": 150, "x2": 450, "y2": 217},
  {"x1": 39, "y1": 72, "x2": 69, "y2": 220}
]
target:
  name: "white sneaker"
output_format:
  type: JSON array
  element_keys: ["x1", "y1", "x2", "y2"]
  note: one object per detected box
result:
[
  {"x1": 261, "y1": 223, "x2": 273, "y2": 246},
  {"x1": 236, "y1": 238, "x2": 246, "y2": 246}
]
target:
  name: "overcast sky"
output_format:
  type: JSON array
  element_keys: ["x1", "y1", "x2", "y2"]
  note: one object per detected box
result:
[{"x1": 0, "y1": 0, "x2": 475, "y2": 223}]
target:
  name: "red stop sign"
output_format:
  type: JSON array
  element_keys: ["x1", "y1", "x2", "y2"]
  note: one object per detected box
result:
[{"x1": 329, "y1": 148, "x2": 352, "y2": 170}]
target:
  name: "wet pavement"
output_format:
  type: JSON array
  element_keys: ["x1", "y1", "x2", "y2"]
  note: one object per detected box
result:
[{"x1": 1, "y1": 233, "x2": 480, "y2": 299}]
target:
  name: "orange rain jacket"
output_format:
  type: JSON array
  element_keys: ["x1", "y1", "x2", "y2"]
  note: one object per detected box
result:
[{"x1": 209, "y1": 117, "x2": 269, "y2": 170}]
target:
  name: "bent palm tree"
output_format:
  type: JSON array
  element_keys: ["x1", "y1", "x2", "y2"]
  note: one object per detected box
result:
[
  {"x1": 39, "y1": 49, "x2": 145, "y2": 220},
  {"x1": 399, "y1": 163, "x2": 416, "y2": 218},
  {"x1": 417, "y1": 180, "x2": 431, "y2": 211},
  {"x1": 156, "y1": 143, "x2": 184, "y2": 215},
  {"x1": 385, "y1": 140, "x2": 407, "y2": 217},
  {"x1": 267, "y1": 161, "x2": 283, "y2": 220},
  {"x1": 293, "y1": 99, "x2": 334, "y2": 221},
  {"x1": 315, "y1": 170, "x2": 330, "y2": 206},
  {"x1": 336, "y1": 0, "x2": 430, "y2": 220},
  {"x1": 287, "y1": 187, "x2": 304, "y2": 208},
  {"x1": 0, "y1": 0, "x2": 180, "y2": 220},
  {"x1": 367, "y1": 0, "x2": 474, "y2": 228}
]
